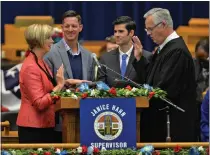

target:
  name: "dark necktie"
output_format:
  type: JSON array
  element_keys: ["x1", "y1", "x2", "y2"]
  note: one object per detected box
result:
[{"x1": 157, "y1": 47, "x2": 161, "y2": 54}]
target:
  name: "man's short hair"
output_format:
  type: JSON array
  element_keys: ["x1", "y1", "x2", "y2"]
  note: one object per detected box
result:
[
  {"x1": 62, "y1": 10, "x2": 82, "y2": 24},
  {"x1": 144, "y1": 8, "x2": 173, "y2": 28},
  {"x1": 25, "y1": 24, "x2": 53, "y2": 50},
  {"x1": 112, "y1": 16, "x2": 136, "y2": 33},
  {"x1": 105, "y1": 35, "x2": 116, "y2": 44}
]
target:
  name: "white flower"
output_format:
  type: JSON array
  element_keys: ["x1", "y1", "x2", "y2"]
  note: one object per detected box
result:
[
  {"x1": 198, "y1": 146, "x2": 204, "y2": 151},
  {"x1": 125, "y1": 91, "x2": 131, "y2": 96},
  {"x1": 71, "y1": 94, "x2": 78, "y2": 100},
  {"x1": 131, "y1": 87, "x2": 137, "y2": 92},
  {"x1": 144, "y1": 147, "x2": 150, "y2": 151},
  {"x1": 90, "y1": 89, "x2": 96, "y2": 97},
  {"x1": 66, "y1": 89, "x2": 71, "y2": 93},
  {"x1": 101, "y1": 146, "x2": 107, "y2": 151},
  {"x1": 11, "y1": 150, "x2": 16, "y2": 155},
  {"x1": 77, "y1": 146, "x2": 82, "y2": 153},
  {"x1": 72, "y1": 149, "x2": 77, "y2": 153},
  {"x1": 55, "y1": 148, "x2": 61, "y2": 154},
  {"x1": 37, "y1": 148, "x2": 43, "y2": 152}
]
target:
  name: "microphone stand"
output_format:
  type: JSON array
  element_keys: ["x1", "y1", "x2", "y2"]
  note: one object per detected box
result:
[
  {"x1": 165, "y1": 106, "x2": 171, "y2": 142},
  {"x1": 100, "y1": 64, "x2": 143, "y2": 88},
  {"x1": 99, "y1": 63, "x2": 185, "y2": 142},
  {"x1": 100, "y1": 64, "x2": 185, "y2": 111},
  {"x1": 159, "y1": 106, "x2": 171, "y2": 142}
]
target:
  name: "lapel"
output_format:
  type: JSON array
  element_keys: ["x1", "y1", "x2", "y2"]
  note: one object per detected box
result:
[
  {"x1": 111, "y1": 49, "x2": 121, "y2": 74},
  {"x1": 57, "y1": 41, "x2": 73, "y2": 78},
  {"x1": 125, "y1": 50, "x2": 135, "y2": 77},
  {"x1": 80, "y1": 46, "x2": 88, "y2": 80}
]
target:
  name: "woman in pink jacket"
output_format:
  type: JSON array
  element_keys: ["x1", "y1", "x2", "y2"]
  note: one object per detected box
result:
[{"x1": 16, "y1": 24, "x2": 65, "y2": 143}]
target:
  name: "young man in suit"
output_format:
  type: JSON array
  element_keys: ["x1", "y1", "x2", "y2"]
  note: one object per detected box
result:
[
  {"x1": 44, "y1": 10, "x2": 94, "y2": 85},
  {"x1": 132, "y1": 8, "x2": 197, "y2": 142},
  {"x1": 98, "y1": 16, "x2": 152, "y2": 87},
  {"x1": 44, "y1": 10, "x2": 95, "y2": 142}
]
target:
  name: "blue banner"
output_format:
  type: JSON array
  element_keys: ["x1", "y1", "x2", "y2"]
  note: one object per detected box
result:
[{"x1": 80, "y1": 98, "x2": 136, "y2": 149}]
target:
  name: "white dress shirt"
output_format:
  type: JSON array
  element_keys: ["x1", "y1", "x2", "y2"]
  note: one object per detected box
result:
[
  {"x1": 119, "y1": 45, "x2": 133, "y2": 67},
  {"x1": 159, "y1": 31, "x2": 180, "y2": 51}
]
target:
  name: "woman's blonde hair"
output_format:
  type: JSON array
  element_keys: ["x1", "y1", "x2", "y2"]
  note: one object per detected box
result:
[{"x1": 25, "y1": 24, "x2": 53, "y2": 50}]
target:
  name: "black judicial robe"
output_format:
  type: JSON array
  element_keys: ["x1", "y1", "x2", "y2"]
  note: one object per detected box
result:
[{"x1": 133, "y1": 37, "x2": 197, "y2": 142}]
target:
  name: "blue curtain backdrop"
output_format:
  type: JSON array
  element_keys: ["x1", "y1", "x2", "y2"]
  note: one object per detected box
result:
[{"x1": 1, "y1": 1, "x2": 209, "y2": 51}]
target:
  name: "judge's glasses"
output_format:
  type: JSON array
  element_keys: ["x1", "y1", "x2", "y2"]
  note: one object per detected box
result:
[{"x1": 145, "y1": 22, "x2": 162, "y2": 34}]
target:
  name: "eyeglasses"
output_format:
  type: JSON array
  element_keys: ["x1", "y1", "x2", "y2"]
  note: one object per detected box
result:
[{"x1": 145, "y1": 22, "x2": 162, "y2": 33}]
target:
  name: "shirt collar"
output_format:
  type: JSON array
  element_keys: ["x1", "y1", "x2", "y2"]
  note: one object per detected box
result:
[
  {"x1": 159, "y1": 31, "x2": 179, "y2": 51},
  {"x1": 119, "y1": 45, "x2": 133, "y2": 58},
  {"x1": 62, "y1": 38, "x2": 81, "y2": 55}
]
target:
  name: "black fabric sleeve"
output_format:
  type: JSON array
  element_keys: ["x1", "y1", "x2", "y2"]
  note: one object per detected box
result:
[
  {"x1": 132, "y1": 56, "x2": 148, "y2": 84},
  {"x1": 156, "y1": 49, "x2": 191, "y2": 99}
]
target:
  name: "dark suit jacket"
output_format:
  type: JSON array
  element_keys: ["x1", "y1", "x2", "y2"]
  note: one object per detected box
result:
[{"x1": 98, "y1": 48, "x2": 152, "y2": 87}]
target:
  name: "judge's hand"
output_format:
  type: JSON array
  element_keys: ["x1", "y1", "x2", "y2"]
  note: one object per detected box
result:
[
  {"x1": 132, "y1": 36, "x2": 143, "y2": 61},
  {"x1": 53, "y1": 64, "x2": 65, "y2": 92},
  {"x1": 65, "y1": 79, "x2": 92, "y2": 85}
]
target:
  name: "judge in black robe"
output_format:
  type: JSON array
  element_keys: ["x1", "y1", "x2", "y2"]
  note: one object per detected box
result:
[{"x1": 132, "y1": 8, "x2": 197, "y2": 142}]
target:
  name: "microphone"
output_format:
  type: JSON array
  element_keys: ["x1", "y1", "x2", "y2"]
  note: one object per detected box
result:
[
  {"x1": 92, "y1": 53, "x2": 101, "y2": 68},
  {"x1": 91, "y1": 53, "x2": 142, "y2": 88}
]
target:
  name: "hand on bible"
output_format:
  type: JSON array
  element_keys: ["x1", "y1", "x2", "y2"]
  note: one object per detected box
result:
[
  {"x1": 65, "y1": 79, "x2": 92, "y2": 85},
  {"x1": 132, "y1": 36, "x2": 143, "y2": 61}
]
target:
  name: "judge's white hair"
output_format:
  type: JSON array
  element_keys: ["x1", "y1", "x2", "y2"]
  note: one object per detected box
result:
[{"x1": 144, "y1": 8, "x2": 173, "y2": 28}]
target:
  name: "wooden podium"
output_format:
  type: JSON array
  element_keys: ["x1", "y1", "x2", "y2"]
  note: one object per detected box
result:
[{"x1": 55, "y1": 97, "x2": 149, "y2": 143}]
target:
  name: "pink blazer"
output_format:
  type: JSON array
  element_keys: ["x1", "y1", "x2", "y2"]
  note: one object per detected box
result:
[{"x1": 16, "y1": 53, "x2": 55, "y2": 128}]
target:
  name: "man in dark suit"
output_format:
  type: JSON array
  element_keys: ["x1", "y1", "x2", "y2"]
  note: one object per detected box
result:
[
  {"x1": 98, "y1": 16, "x2": 152, "y2": 87},
  {"x1": 132, "y1": 8, "x2": 197, "y2": 142}
]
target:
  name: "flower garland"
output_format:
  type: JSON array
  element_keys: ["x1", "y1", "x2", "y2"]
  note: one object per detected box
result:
[
  {"x1": 50, "y1": 84, "x2": 167, "y2": 100},
  {"x1": 1, "y1": 145, "x2": 209, "y2": 155}
]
